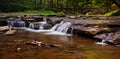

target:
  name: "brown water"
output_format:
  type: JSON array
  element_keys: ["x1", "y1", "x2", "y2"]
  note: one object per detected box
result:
[{"x1": 0, "y1": 29, "x2": 120, "y2": 59}]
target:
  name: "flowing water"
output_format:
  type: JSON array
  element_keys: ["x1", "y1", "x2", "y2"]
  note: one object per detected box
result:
[
  {"x1": 95, "y1": 30, "x2": 120, "y2": 45},
  {"x1": 29, "y1": 23, "x2": 34, "y2": 29},
  {"x1": 4, "y1": 19, "x2": 120, "y2": 59},
  {"x1": 7, "y1": 20, "x2": 26, "y2": 27},
  {"x1": 0, "y1": 29, "x2": 120, "y2": 59},
  {"x1": 27, "y1": 21, "x2": 72, "y2": 36}
]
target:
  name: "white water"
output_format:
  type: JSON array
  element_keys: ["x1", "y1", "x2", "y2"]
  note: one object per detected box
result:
[
  {"x1": 50, "y1": 21, "x2": 71, "y2": 33},
  {"x1": 10, "y1": 20, "x2": 72, "y2": 36},
  {"x1": 44, "y1": 21, "x2": 72, "y2": 36},
  {"x1": 96, "y1": 40, "x2": 107, "y2": 45},
  {"x1": 7, "y1": 20, "x2": 26, "y2": 27},
  {"x1": 70, "y1": 27, "x2": 74, "y2": 35},
  {"x1": 95, "y1": 30, "x2": 120, "y2": 45},
  {"x1": 38, "y1": 18, "x2": 47, "y2": 30},
  {"x1": 29, "y1": 23, "x2": 34, "y2": 29},
  {"x1": 27, "y1": 21, "x2": 72, "y2": 36},
  {"x1": 18, "y1": 21, "x2": 26, "y2": 27}
]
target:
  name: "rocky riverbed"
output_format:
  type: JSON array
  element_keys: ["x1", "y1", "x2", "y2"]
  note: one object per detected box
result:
[
  {"x1": 0, "y1": 14, "x2": 120, "y2": 59},
  {"x1": 0, "y1": 14, "x2": 120, "y2": 44},
  {"x1": 0, "y1": 29, "x2": 120, "y2": 59}
]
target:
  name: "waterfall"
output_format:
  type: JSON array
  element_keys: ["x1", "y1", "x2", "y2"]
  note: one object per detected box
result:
[
  {"x1": 50, "y1": 21, "x2": 72, "y2": 33},
  {"x1": 29, "y1": 23, "x2": 34, "y2": 29},
  {"x1": 95, "y1": 30, "x2": 120, "y2": 45},
  {"x1": 56, "y1": 22, "x2": 72, "y2": 33},
  {"x1": 50, "y1": 21, "x2": 64, "y2": 31},
  {"x1": 38, "y1": 18, "x2": 47, "y2": 30},
  {"x1": 18, "y1": 21, "x2": 26, "y2": 27},
  {"x1": 39, "y1": 24, "x2": 44, "y2": 30},
  {"x1": 43, "y1": 18, "x2": 47, "y2": 23},
  {"x1": 7, "y1": 20, "x2": 14, "y2": 26},
  {"x1": 108, "y1": 31, "x2": 120, "y2": 43},
  {"x1": 38, "y1": 18, "x2": 47, "y2": 25},
  {"x1": 7, "y1": 20, "x2": 26, "y2": 27},
  {"x1": 70, "y1": 28, "x2": 74, "y2": 35},
  {"x1": 96, "y1": 39, "x2": 107, "y2": 45},
  {"x1": 50, "y1": 24, "x2": 60, "y2": 31}
]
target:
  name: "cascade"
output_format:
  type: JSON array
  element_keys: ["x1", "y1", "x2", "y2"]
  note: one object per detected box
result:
[
  {"x1": 70, "y1": 28, "x2": 74, "y2": 35},
  {"x1": 7, "y1": 20, "x2": 14, "y2": 26},
  {"x1": 38, "y1": 18, "x2": 48, "y2": 30},
  {"x1": 39, "y1": 24, "x2": 44, "y2": 30},
  {"x1": 56, "y1": 22, "x2": 72, "y2": 33},
  {"x1": 7, "y1": 20, "x2": 26, "y2": 27},
  {"x1": 95, "y1": 30, "x2": 120, "y2": 45},
  {"x1": 50, "y1": 21, "x2": 72, "y2": 33},
  {"x1": 29, "y1": 23, "x2": 34, "y2": 29},
  {"x1": 18, "y1": 21, "x2": 26, "y2": 27}
]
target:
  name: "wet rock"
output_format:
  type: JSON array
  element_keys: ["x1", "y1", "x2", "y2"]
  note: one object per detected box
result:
[
  {"x1": 43, "y1": 24, "x2": 52, "y2": 29},
  {"x1": 52, "y1": 19, "x2": 63, "y2": 25},
  {"x1": 5, "y1": 30, "x2": 16, "y2": 35},
  {"x1": 69, "y1": 16, "x2": 77, "y2": 19},
  {"x1": 16, "y1": 47, "x2": 21, "y2": 52},
  {"x1": 25, "y1": 40, "x2": 63, "y2": 48},
  {"x1": 5, "y1": 26, "x2": 16, "y2": 35},
  {"x1": 0, "y1": 26, "x2": 9, "y2": 31},
  {"x1": 94, "y1": 30, "x2": 120, "y2": 44},
  {"x1": 49, "y1": 44, "x2": 63, "y2": 48},
  {"x1": 25, "y1": 40, "x2": 45, "y2": 47},
  {"x1": 0, "y1": 20, "x2": 7, "y2": 26},
  {"x1": 13, "y1": 40, "x2": 24, "y2": 44}
]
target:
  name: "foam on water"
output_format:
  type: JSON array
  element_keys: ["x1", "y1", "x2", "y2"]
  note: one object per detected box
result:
[
  {"x1": 44, "y1": 31, "x2": 71, "y2": 36},
  {"x1": 24, "y1": 28, "x2": 71, "y2": 36},
  {"x1": 25, "y1": 28, "x2": 51, "y2": 32},
  {"x1": 95, "y1": 42, "x2": 107, "y2": 45}
]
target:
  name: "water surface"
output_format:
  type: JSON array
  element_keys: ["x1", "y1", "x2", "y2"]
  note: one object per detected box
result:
[{"x1": 0, "y1": 29, "x2": 120, "y2": 59}]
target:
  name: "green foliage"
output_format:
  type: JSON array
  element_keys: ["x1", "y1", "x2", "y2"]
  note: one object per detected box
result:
[
  {"x1": 104, "y1": 9, "x2": 120, "y2": 16},
  {"x1": 15, "y1": 10, "x2": 64, "y2": 15},
  {"x1": 0, "y1": 0, "x2": 119, "y2": 15},
  {"x1": 85, "y1": 11, "x2": 96, "y2": 15}
]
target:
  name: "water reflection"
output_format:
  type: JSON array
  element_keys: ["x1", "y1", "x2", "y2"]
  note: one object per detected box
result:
[{"x1": 56, "y1": 36, "x2": 73, "y2": 43}]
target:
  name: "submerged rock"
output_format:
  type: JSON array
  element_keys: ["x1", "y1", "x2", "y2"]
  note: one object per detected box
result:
[
  {"x1": 16, "y1": 47, "x2": 21, "y2": 52},
  {"x1": 4, "y1": 25, "x2": 16, "y2": 35},
  {"x1": 69, "y1": 16, "x2": 77, "y2": 19},
  {"x1": 5, "y1": 30, "x2": 16, "y2": 35}
]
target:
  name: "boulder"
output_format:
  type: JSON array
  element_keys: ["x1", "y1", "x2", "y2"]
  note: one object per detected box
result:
[
  {"x1": 0, "y1": 26, "x2": 9, "y2": 31},
  {"x1": 5, "y1": 30, "x2": 16, "y2": 35},
  {"x1": 68, "y1": 15, "x2": 78, "y2": 19}
]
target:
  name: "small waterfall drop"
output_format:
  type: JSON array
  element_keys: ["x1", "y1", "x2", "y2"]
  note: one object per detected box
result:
[
  {"x1": 39, "y1": 24, "x2": 44, "y2": 30},
  {"x1": 95, "y1": 30, "x2": 120, "y2": 45},
  {"x1": 70, "y1": 27, "x2": 74, "y2": 35},
  {"x1": 50, "y1": 24, "x2": 60, "y2": 31},
  {"x1": 56, "y1": 22, "x2": 72, "y2": 33},
  {"x1": 7, "y1": 20, "x2": 14, "y2": 26},
  {"x1": 18, "y1": 21, "x2": 26, "y2": 27},
  {"x1": 39, "y1": 18, "x2": 47, "y2": 25},
  {"x1": 50, "y1": 21, "x2": 72, "y2": 33},
  {"x1": 38, "y1": 18, "x2": 47, "y2": 30},
  {"x1": 44, "y1": 21, "x2": 72, "y2": 36},
  {"x1": 7, "y1": 20, "x2": 26, "y2": 27},
  {"x1": 29, "y1": 23, "x2": 34, "y2": 29},
  {"x1": 96, "y1": 40, "x2": 107, "y2": 45}
]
